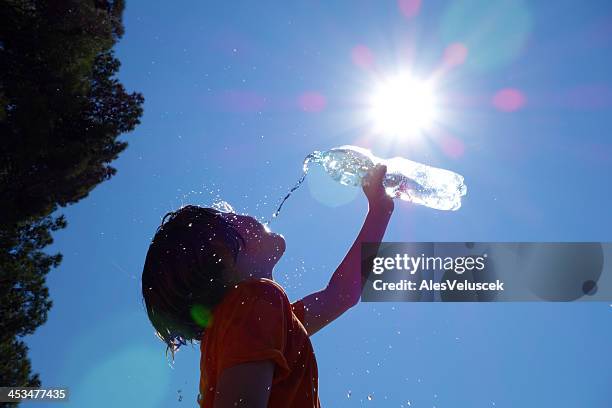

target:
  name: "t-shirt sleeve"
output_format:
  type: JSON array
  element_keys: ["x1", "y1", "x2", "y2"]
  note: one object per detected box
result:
[{"x1": 217, "y1": 282, "x2": 290, "y2": 382}]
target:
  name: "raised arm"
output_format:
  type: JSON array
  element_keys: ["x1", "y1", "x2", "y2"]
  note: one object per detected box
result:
[{"x1": 298, "y1": 164, "x2": 394, "y2": 336}]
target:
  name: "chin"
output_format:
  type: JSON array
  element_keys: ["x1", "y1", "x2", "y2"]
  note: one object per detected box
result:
[
  {"x1": 258, "y1": 234, "x2": 284, "y2": 270},
  {"x1": 246, "y1": 232, "x2": 285, "y2": 269},
  {"x1": 271, "y1": 233, "x2": 286, "y2": 259}
]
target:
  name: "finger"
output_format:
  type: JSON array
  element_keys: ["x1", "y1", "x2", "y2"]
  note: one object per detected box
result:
[
  {"x1": 362, "y1": 166, "x2": 376, "y2": 186},
  {"x1": 372, "y1": 164, "x2": 387, "y2": 184}
]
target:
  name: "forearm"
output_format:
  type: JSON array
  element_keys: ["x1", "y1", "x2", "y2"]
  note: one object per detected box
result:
[
  {"x1": 298, "y1": 165, "x2": 393, "y2": 336},
  {"x1": 326, "y1": 203, "x2": 393, "y2": 307}
]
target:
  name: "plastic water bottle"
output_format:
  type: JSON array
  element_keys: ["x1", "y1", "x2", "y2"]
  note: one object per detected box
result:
[
  {"x1": 304, "y1": 145, "x2": 467, "y2": 211},
  {"x1": 269, "y1": 145, "x2": 468, "y2": 222}
]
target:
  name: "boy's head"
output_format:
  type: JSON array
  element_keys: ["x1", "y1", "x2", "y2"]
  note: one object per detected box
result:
[{"x1": 141, "y1": 205, "x2": 285, "y2": 355}]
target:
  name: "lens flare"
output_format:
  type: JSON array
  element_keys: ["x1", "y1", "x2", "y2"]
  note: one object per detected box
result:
[
  {"x1": 298, "y1": 91, "x2": 327, "y2": 112},
  {"x1": 351, "y1": 44, "x2": 375, "y2": 69},
  {"x1": 190, "y1": 304, "x2": 213, "y2": 328},
  {"x1": 493, "y1": 88, "x2": 526, "y2": 112}
]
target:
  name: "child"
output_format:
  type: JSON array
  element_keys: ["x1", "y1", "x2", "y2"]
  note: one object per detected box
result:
[{"x1": 142, "y1": 164, "x2": 393, "y2": 407}]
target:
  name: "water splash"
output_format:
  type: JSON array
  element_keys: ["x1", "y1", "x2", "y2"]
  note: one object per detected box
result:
[
  {"x1": 268, "y1": 151, "x2": 320, "y2": 223},
  {"x1": 212, "y1": 200, "x2": 235, "y2": 213},
  {"x1": 268, "y1": 172, "x2": 307, "y2": 222}
]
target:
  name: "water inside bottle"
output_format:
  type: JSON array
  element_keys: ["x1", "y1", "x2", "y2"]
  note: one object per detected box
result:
[{"x1": 382, "y1": 155, "x2": 467, "y2": 211}]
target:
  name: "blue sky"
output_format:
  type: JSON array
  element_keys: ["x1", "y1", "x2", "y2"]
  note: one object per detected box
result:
[{"x1": 26, "y1": 1, "x2": 612, "y2": 407}]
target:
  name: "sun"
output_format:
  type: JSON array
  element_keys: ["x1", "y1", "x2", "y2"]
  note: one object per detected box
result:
[{"x1": 368, "y1": 73, "x2": 438, "y2": 137}]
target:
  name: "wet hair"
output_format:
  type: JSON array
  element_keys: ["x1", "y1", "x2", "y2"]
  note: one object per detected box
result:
[{"x1": 141, "y1": 205, "x2": 244, "y2": 359}]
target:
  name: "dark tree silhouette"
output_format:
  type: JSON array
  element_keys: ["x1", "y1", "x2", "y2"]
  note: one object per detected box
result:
[{"x1": 0, "y1": 0, "x2": 144, "y2": 394}]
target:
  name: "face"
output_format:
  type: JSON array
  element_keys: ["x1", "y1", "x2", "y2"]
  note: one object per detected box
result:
[{"x1": 221, "y1": 213, "x2": 285, "y2": 280}]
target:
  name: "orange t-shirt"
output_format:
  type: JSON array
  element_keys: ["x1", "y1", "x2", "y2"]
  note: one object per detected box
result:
[{"x1": 199, "y1": 278, "x2": 320, "y2": 407}]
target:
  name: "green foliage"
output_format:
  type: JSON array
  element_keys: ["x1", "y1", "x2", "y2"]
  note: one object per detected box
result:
[
  {"x1": 0, "y1": 338, "x2": 41, "y2": 392},
  {"x1": 0, "y1": 0, "x2": 143, "y2": 392}
]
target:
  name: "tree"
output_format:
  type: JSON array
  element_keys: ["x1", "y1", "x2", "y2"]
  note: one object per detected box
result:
[{"x1": 0, "y1": 0, "x2": 144, "y2": 395}]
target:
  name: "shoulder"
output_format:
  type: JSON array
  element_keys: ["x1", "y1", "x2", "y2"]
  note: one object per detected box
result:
[
  {"x1": 227, "y1": 278, "x2": 289, "y2": 307},
  {"x1": 214, "y1": 279, "x2": 291, "y2": 333}
]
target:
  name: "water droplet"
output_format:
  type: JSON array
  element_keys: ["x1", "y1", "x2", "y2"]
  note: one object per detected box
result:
[{"x1": 212, "y1": 200, "x2": 234, "y2": 213}]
